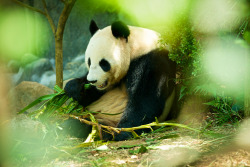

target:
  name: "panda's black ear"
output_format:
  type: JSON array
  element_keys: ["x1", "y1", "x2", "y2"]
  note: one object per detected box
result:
[
  {"x1": 89, "y1": 20, "x2": 99, "y2": 36},
  {"x1": 111, "y1": 21, "x2": 130, "y2": 42}
]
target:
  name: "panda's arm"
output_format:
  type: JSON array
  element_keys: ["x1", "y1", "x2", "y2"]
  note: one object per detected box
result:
[
  {"x1": 64, "y1": 75, "x2": 105, "y2": 107},
  {"x1": 115, "y1": 49, "x2": 176, "y2": 140}
]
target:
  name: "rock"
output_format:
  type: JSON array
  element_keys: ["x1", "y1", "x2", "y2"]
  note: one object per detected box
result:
[
  {"x1": 7, "y1": 53, "x2": 38, "y2": 73},
  {"x1": 40, "y1": 71, "x2": 56, "y2": 89},
  {"x1": 76, "y1": 63, "x2": 88, "y2": 77},
  {"x1": 10, "y1": 114, "x2": 46, "y2": 139},
  {"x1": 96, "y1": 145, "x2": 109, "y2": 151},
  {"x1": 72, "y1": 54, "x2": 85, "y2": 63},
  {"x1": 177, "y1": 95, "x2": 208, "y2": 127},
  {"x1": 20, "y1": 53, "x2": 39, "y2": 66},
  {"x1": 13, "y1": 58, "x2": 53, "y2": 84},
  {"x1": 64, "y1": 63, "x2": 88, "y2": 80},
  {"x1": 26, "y1": 58, "x2": 53, "y2": 80},
  {"x1": 11, "y1": 81, "x2": 53, "y2": 113},
  {"x1": 63, "y1": 70, "x2": 75, "y2": 81},
  {"x1": 65, "y1": 61, "x2": 82, "y2": 71},
  {"x1": 9, "y1": 114, "x2": 53, "y2": 160},
  {"x1": 11, "y1": 67, "x2": 24, "y2": 84},
  {"x1": 7, "y1": 60, "x2": 21, "y2": 73}
]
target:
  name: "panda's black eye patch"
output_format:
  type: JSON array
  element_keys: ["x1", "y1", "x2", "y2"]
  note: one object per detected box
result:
[
  {"x1": 99, "y1": 59, "x2": 111, "y2": 72},
  {"x1": 88, "y1": 58, "x2": 91, "y2": 67}
]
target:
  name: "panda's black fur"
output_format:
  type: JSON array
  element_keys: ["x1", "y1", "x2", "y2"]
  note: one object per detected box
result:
[{"x1": 64, "y1": 20, "x2": 177, "y2": 141}]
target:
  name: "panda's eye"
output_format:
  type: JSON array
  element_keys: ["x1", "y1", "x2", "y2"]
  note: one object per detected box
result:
[
  {"x1": 99, "y1": 59, "x2": 111, "y2": 72},
  {"x1": 88, "y1": 58, "x2": 91, "y2": 67}
]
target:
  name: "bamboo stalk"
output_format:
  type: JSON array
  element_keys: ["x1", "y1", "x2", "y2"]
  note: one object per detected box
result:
[{"x1": 69, "y1": 115, "x2": 200, "y2": 134}]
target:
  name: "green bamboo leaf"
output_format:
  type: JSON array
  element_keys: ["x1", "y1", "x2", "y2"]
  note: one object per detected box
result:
[
  {"x1": 18, "y1": 93, "x2": 58, "y2": 114},
  {"x1": 65, "y1": 101, "x2": 77, "y2": 113},
  {"x1": 131, "y1": 131, "x2": 139, "y2": 139},
  {"x1": 137, "y1": 145, "x2": 148, "y2": 154},
  {"x1": 119, "y1": 145, "x2": 139, "y2": 148},
  {"x1": 155, "y1": 117, "x2": 159, "y2": 124},
  {"x1": 88, "y1": 112, "x2": 98, "y2": 123},
  {"x1": 39, "y1": 94, "x2": 69, "y2": 120},
  {"x1": 29, "y1": 109, "x2": 44, "y2": 117},
  {"x1": 54, "y1": 85, "x2": 64, "y2": 93},
  {"x1": 84, "y1": 84, "x2": 91, "y2": 89},
  {"x1": 129, "y1": 145, "x2": 148, "y2": 155}
]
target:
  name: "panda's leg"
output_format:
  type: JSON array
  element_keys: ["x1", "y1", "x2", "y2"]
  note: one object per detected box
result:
[
  {"x1": 61, "y1": 118, "x2": 92, "y2": 138},
  {"x1": 115, "y1": 49, "x2": 176, "y2": 141},
  {"x1": 63, "y1": 75, "x2": 105, "y2": 138}
]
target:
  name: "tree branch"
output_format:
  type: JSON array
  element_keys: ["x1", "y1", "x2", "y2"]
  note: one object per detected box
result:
[
  {"x1": 69, "y1": 115, "x2": 201, "y2": 135},
  {"x1": 54, "y1": 0, "x2": 76, "y2": 88},
  {"x1": 60, "y1": 0, "x2": 66, "y2": 4},
  {"x1": 55, "y1": 0, "x2": 76, "y2": 40},
  {"x1": 11, "y1": 0, "x2": 46, "y2": 15},
  {"x1": 42, "y1": 0, "x2": 56, "y2": 35},
  {"x1": 70, "y1": 115, "x2": 121, "y2": 134}
]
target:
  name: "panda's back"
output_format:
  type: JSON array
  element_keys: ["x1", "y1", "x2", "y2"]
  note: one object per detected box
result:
[{"x1": 128, "y1": 26, "x2": 161, "y2": 60}]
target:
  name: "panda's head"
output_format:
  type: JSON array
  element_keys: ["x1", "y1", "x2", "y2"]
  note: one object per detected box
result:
[{"x1": 85, "y1": 20, "x2": 131, "y2": 90}]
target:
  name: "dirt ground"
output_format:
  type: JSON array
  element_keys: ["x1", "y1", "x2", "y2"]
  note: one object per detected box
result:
[
  {"x1": 44, "y1": 130, "x2": 250, "y2": 167},
  {"x1": 9, "y1": 117, "x2": 250, "y2": 167}
]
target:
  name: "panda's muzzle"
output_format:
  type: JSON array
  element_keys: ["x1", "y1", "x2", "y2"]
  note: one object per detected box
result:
[
  {"x1": 88, "y1": 80, "x2": 97, "y2": 84},
  {"x1": 97, "y1": 80, "x2": 108, "y2": 89}
]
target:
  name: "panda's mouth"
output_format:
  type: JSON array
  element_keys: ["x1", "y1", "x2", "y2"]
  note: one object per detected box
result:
[{"x1": 97, "y1": 80, "x2": 108, "y2": 89}]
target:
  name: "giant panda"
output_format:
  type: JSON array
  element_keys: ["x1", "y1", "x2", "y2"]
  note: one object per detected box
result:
[{"x1": 64, "y1": 20, "x2": 177, "y2": 141}]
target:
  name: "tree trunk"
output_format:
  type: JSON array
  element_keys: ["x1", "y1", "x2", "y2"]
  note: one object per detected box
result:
[
  {"x1": 54, "y1": 0, "x2": 76, "y2": 88},
  {"x1": 12, "y1": 0, "x2": 76, "y2": 88},
  {"x1": 244, "y1": 51, "x2": 250, "y2": 117},
  {"x1": 55, "y1": 37, "x2": 64, "y2": 88}
]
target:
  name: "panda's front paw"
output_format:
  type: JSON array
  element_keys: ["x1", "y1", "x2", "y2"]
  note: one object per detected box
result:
[
  {"x1": 114, "y1": 132, "x2": 132, "y2": 141},
  {"x1": 64, "y1": 78, "x2": 85, "y2": 102}
]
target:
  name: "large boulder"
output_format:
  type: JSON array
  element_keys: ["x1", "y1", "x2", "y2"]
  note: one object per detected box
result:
[
  {"x1": 11, "y1": 58, "x2": 53, "y2": 85},
  {"x1": 23, "y1": 58, "x2": 53, "y2": 82},
  {"x1": 11, "y1": 81, "x2": 53, "y2": 113}
]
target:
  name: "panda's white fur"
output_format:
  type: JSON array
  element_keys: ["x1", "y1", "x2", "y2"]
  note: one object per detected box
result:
[
  {"x1": 85, "y1": 25, "x2": 160, "y2": 90},
  {"x1": 87, "y1": 83, "x2": 127, "y2": 126}
]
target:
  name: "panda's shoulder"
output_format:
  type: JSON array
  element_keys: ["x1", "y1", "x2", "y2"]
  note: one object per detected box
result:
[{"x1": 129, "y1": 49, "x2": 174, "y2": 71}]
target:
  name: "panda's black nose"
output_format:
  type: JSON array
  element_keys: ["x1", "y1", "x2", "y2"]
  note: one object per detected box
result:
[{"x1": 88, "y1": 80, "x2": 97, "y2": 84}]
